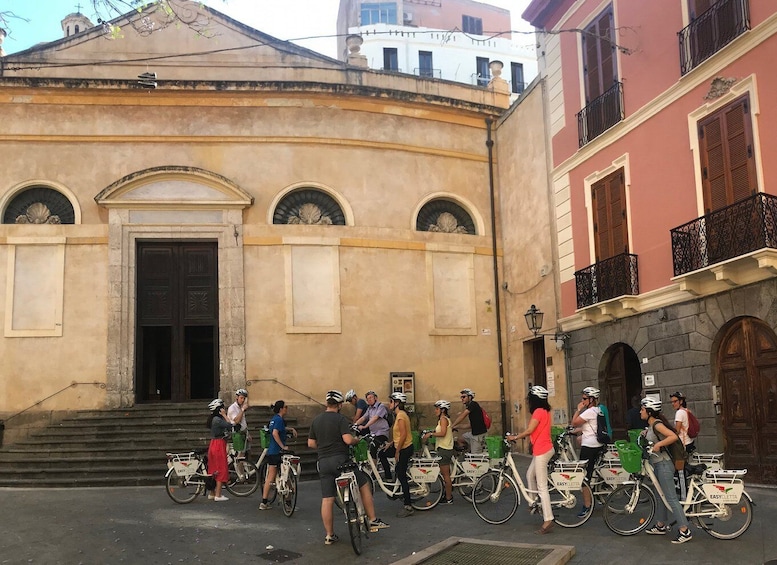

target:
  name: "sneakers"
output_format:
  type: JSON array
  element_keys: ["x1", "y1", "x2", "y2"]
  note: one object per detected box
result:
[
  {"x1": 259, "y1": 502, "x2": 272, "y2": 510},
  {"x1": 207, "y1": 493, "x2": 215, "y2": 500},
  {"x1": 444, "y1": 497, "x2": 454, "y2": 505},
  {"x1": 324, "y1": 534, "x2": 339, "y2": 545},
  {"x1": 646, "y1": 523, "x2": 670, "y2": 535},
  {"x1": 672, "y1": 528, "x2": 692, "y2": 544},
  {"x1": 576, "y1": 506, "x2": 590, "y2": 518},
  {"x1": 214, "y1": 495, "x2": 229, "y2": 502},
  {"x1": 397, "y1": 505, "x2": 415, "y2": 518},
  {"x1": 370, "y1": 518, "x2": 390, "y2": 530}
]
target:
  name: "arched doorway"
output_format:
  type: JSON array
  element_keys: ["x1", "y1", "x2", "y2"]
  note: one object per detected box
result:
[
  {"x1": 718, "y1": 317, "x2": 777, "y2": 484},
  {"x1": 599, "y1": 343, "x2": 642, "y2": 440}
]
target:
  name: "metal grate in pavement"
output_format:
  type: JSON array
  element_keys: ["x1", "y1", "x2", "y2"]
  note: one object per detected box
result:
[
  {"x1": 258, "y1": 548, "x2": 302, "y2": 563},
  {"x1": 391, "y1": 537, "x2": 574, "y2": 565}
]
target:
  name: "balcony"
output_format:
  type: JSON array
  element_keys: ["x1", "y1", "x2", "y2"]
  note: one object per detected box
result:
[
  {"x1": 679, "y1": 0, "x2": 750, "y2": 75},
  {"x1": 671, "y1": 193, "x2": 777, "y2": 277},
  {"x1": 414, "y1": 67, "x2": 441, "y2": 79},
  {"x1": 574, "y1": 253, "x2": 639, "y2": 309},
  {"x1": 577, "y1": 82, "x2": 624, "y2": 147}
]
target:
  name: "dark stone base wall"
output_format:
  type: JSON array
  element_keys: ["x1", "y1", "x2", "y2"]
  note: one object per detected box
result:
[{"x1": 566, "y1": 278, "x2": 777, "y2": 453}]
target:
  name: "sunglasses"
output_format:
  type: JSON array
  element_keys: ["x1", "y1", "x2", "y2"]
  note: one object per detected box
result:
[
  {"x1": 460, "y1": 396, "x2": 468, "y2": 399},
  {"x1": 582, "y1": 396, "x2": 590, "y2": 400}
]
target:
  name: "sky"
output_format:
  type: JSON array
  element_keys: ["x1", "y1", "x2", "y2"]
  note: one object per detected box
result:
[{"x1": 1, "y1": 0, "x2": 534, "y2": 57}]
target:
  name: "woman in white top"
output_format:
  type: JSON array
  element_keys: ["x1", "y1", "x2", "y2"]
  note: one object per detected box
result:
[
  {"x1": 670, "y1": 391, "x2": 695, "y2": 453},
  {"x1": 424, "y1": 400, "x2": 454, "y2": 503}
]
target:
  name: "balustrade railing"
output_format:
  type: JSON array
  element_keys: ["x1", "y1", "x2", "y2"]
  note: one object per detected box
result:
[
  {"x1": 577, "y1": 82, "x2": 624, "y2": 147},
  {"x1": 574, "y1": 253, "x2": 639, "y2": 309},
  {"x1": 678, "y1": 0, "x2": 749, "y2": 75},
  {"x1": 670, "y1": 193, "x2": 777, "y2": 276}
]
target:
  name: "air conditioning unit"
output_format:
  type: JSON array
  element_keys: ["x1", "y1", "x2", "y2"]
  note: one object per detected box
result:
[{"x1": 403, "y1": 12, "x2": 413, "y2": 23}]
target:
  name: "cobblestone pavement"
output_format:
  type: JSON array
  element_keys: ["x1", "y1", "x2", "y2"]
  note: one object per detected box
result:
[{"x1": 1, "y1": 454, "x2": 776, "y2": 565}]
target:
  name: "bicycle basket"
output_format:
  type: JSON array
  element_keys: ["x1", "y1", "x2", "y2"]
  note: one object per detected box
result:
[
  {"x1": 231, "y1": 432, "x2": 246, "y2": 452},
  {"x1": 169, "y1": 453, "x2": 199, "y2": 477},
  {"x1": 259, "y1": 427, "x2": 271, "y2": 450},
  {"x1": 463, "y1": 453, "x2": 490, "y2": 477},
  {"x1": 615, "y1": 440, "x2": 642, "y2": 474},
  {"x1": 550, "y1": 460, "x2": 587, "y2": 491},
  {"x1": 600, "y1": 459, "x2": 629, "y2": 485},
  {"x1": 409, "y1": 457, "x2": 441, "y2": 483},
  {"x1": 352, "y1": 439, "x2": 369, "y2": 462},
  {"x1": 701, "y1": 469, "x2": 746, "y2": 504}
]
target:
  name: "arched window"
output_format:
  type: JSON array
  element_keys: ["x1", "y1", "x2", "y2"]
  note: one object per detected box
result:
[
  {"x1": 416, "y1": 199, "x2": 476, "y2": 234},
  {"x1": 74, "y1": 25, "x2": 80, "y2": 34},
  {"x1": 272, "y1": 189, "x2": 346, "y2": 225},
  {"x1": 3, "y1": 187, "x2": 76, "y2": 224}
]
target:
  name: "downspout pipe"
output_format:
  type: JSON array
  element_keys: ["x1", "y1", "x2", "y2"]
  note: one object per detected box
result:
[{"x1": 486, "y1": 118, "x2": 508, "y2": 434}]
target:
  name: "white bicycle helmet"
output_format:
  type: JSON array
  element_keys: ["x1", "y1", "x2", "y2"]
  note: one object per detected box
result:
[
  {"x1": 389, "y1": 392, "x2": 407, "y2": 403},
  {"x1": 345, "y1": 389, "x2": 356, "y2": 402},
  {"x1": 208, "y1": 398, "x2": 225, "y2": 411},
  {"x1": 641, "y1": 397, "x2": 662, "y2": 412},
  {"x1": 434, "y1": 399, "x2": 451, "y2": 410},
  {"x1": 235, "y1": 388, "x2": 248, "y2": 397},
  {"x1": 529, "y1": 385, "x2": 549, "y2": 399},
  {"x1": 326, "y1": 390, "x2": 345, "y2": 403},
  {"x1": 582, "y1": 386, "x2": 600, "y2": 399},
  {"x1": 460, "y1": 388, "x2": 475, "y2": 398}
]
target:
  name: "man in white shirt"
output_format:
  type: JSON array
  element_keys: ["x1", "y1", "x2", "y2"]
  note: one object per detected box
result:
[
  {"x1": 571, "y1": 386, "x2": 603, "y2": 517},
  {"x1": 227, "y1": 388, "x2": 250, "y2": 459}
]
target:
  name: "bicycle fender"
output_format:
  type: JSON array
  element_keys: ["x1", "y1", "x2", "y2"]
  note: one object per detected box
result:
[
  {"x1": 165, "y1": 467, "x2": 174, "y2": 478},
  {"x1": 742, "y1": 490, "x2": 754, "y2": 504}
]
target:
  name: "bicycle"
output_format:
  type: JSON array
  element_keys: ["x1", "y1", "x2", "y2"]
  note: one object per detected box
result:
[
  {"x1": 225, "y1": 443, "x2": 260, "y2": 496},
  {"x1": 253, "y1": 427, "x2": 300, "y2": 503},
  {"x1": 420, "y1": 430, "x2": 491, "y2": 499},
  {"x1": 165, "y1": 449, "x2": 213, "y2": 504},
  {"x1": 603, "y1": 439, "x2": 753, "y2": 539},
  {"x1": 276, "y1": 451, "x2": 301, "y2": 517},
  {"x1": 471, "y1": 435, "x2": 595, "y2": 527},
  {"x1": 335, "y1": 459, "x2": 373, "y2": 555}
]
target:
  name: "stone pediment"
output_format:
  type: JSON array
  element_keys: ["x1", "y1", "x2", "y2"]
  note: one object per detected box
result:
[{"x1": 95, "y1": 166, "x2": 253, "y2": 210}]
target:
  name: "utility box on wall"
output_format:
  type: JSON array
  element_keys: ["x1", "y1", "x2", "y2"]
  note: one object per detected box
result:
[{"x1": 390, "y1": 372, "x2": 415, "y2": 410}]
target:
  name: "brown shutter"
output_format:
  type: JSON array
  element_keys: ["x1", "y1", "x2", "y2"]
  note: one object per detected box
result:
[
  {"x1": 583, "y1": 26, "x2": 600, "y2": 101},
  {"x1": 583, "y1": 9, "x2": 615, "y2": 102},
  {"x1": 691, "y1": 0, "x2": 712, "y2": 19},
  {"x1": 699, "y1": 95, "x2": 756, "y2": 213},
  {"x1": 592, "y1": 169, "x2": 628, "y2": 262},
  {"x1": 598, "y1": 12, "x2": 614, "y2": 89}
]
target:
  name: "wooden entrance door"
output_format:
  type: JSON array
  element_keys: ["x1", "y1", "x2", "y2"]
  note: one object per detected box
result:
[
  {"x1": 719, "y1": 318, "x2": 777, "y2": 483},
  {"x1": 136, "y1": 241, "x2": 219, "y2": 402},
  {"x1": 602, "y1": 344, "x2": 643, "y2": 440}
]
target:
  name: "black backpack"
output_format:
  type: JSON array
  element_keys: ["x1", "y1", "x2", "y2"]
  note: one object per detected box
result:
[
  {"x1": 596, "y1": 408, "x2": 611, "y2": 445},
  {"x1": 384, "y1": 404, "x2": 396, "y2": 427}
]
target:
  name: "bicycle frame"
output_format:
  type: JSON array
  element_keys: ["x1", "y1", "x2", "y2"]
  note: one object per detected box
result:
[
  {"x1": 362, "y1": 442, "x2": 436, "y2": 501},
  {"x1": 420, "y1": 441, "x2": 489, "y2": 490},
  {"x1": 276, "y1": 453, "x2": 300, "y2": 495}
]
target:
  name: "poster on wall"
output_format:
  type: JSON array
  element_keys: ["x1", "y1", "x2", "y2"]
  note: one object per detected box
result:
[{"x1": 391, "y1": 372, "x2": 415, "y2": 411}]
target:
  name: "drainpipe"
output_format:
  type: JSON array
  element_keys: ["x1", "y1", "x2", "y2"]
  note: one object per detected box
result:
[{"x1": 485, "y1": 118, "x2": 507, "y2": 434}]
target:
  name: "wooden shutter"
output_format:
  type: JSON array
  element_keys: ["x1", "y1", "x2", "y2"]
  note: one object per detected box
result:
[
  {"x1": 583, "y1": 8, "x2": 616, "y2": 102},
  {"x1": 690, "y1": 0, "x2": 712, "y2": 19},
  {"x1": 699, "y1": 96, "x2": 757, "y2": 213},
  {"x1": 592, "y1": 169, "x2": 628, "y2": 261}
]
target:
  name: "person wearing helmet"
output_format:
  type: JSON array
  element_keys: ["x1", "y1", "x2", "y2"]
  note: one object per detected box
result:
[
  {"x1": 259, "y1": 400, "x2": 298, "y2": 510},
  {"x1": 570, "y1": 386, "x2": 604, "y2": 517},
  {"x1": 227, "y1": 388, "x2": 251, "y2": 461},
  {"x1": 641, "y1": 397, "x2": 692, "y2": 544},
  {"x1": 308, "y1": 390, "x2": 389, "y2": 544},
  {"x1": 345, "y1": 390, "x2": 368, "y2": 424},
  {"x1": 670, "y1": 391, "x2": 695, "y2": 454},
  {"x1": 423, "y1": 400, "x2": 454, "y2": 503},
  {"x1": 355, "y1": 391, "x2": 392, "y2": 479},
  {"x1": 450, "y1": 388, "x2": 487, "y2": 454},
  {"x1": 507, "y1": 386, "x2": 554, "y2": 534},
  {"x1": 206, "y1": 398, "x2": 236, "y2": 502},
  {"x1": 384, "y1": 392, "x2": 414, "y2": 517}
]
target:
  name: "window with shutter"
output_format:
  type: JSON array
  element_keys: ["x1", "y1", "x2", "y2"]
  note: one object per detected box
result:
[
  {"x1": 699, "y1": 95, "x2": 757, "y2": 213},
  {"x1": 591, "y1": 169, "x2": 628, "y2": 262},
  {"x1": 582, "y1": 7, "x2": 617, "y2": 103}
]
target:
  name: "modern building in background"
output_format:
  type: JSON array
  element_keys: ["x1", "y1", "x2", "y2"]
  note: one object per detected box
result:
[
  {"x1": 524, "y1": 0, "x2": 777, "y2": 482},
  {"x1": 337, "y1": 0, "x2": 537, "y2": 98}
]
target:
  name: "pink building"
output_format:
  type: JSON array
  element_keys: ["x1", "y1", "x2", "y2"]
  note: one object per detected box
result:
[{"x1": 524, "y1": 0, "x2": 777, "y2": 482}]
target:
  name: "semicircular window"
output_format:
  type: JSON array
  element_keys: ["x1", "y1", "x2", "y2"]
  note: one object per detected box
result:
[
  {"x1": 3, "y1": 187, "x2": 76, "y2": 224},
  {"x1": 273, "y1": 189, "x2": 346, "y2": 226},
  {"x1": 416, "y1": 199, "x2": 476, "y2": 235}
]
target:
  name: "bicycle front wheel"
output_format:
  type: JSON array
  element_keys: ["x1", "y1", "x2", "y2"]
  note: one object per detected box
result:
[
  {"x1": 603, "y1": 483, "x2": 656, "y2": 535},
  {"x1": 694, "y1": 495, "x2": 753, "y2": 539},
  {"x1": 410, "y1": 476, "x2": 444, "y2": 510},
  {"x1": 226, "y1": 460, "x2": 260, "y2": 497},
  {"x1": 166, "y1": 469, "x2": 200, "y2": 504},
  {"x1": 472, "y1": 471, "x2": 519, "y2": 525},
  {"x1": 550, "y1": 482, "x2": 594, "y2": 527},
  {"x1": 345, "y1": 498, "x2": 363, "y2": 555},
  {"x1": 282, "y1": 473, "x2": 298, "y2": 517}
]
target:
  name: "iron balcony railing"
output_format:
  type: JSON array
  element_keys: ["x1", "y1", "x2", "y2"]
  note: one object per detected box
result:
[
  {"x1": 577, "y1": 82, "x2": 624, "y2": 147},
  {"x1": 574, "y1": 253, "x2": 639, "y2": 309},
  {"x1": 414, "y1": 67, "x2": 441, "y2": 79},
  {"x1": 679, "y1": 0, "x2": 750, "y2": 75},
  {"x1": 670, "y1": 193, "x2": 777, "y2": 276}
]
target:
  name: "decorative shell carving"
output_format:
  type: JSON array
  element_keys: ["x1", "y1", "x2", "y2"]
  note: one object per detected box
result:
[
  {"x1": 428, "y1": 212, "x2": 468, "y2": 233},
  {"x1": 287, "y1": 203, "x2": 333, "y2": 225},
  {"x1": 704, "y1": 76, "x2": 737, "y2": 101},
  {"x1": 15, "y1": 202, "x2": 61, "y2": 224}
]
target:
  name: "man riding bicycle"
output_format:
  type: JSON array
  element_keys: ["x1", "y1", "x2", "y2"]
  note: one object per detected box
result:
[{"x1": 450, "y1": 388, "x2": 487, "y2": 454}]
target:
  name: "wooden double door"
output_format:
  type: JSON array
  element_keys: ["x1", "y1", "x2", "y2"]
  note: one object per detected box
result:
[{"x1": 136, "y1": 241, "x2": 219, "y2": 402}]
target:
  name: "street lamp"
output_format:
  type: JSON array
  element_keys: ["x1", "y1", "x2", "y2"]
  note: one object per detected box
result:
[{"x1": 524, "y1": 304, "x2": 544, "y2": 336}]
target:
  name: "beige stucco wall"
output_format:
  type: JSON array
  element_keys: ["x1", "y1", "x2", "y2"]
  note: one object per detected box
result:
[{"x1": 494, "y1": 80, "x2": 569, "y2": 438}]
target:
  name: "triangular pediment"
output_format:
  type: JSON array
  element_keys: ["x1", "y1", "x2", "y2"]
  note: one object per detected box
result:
[
  {"x1": 4, "y1": 0, "x2": 344, "y2": 81},
  {"x1": 95, "y1": 166, "x2": 253, "y2": 209}
]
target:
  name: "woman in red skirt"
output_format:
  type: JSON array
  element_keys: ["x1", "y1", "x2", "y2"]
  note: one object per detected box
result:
[{"x1": 207, "y1": 398, "x2": 235, "y2": 501}]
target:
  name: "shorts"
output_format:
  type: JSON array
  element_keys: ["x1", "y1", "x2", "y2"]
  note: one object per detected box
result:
[
  {"x1": 317, "y1": 455, "x2": 369, "y2": 499},
  {"x1": 462, "y1": 431, "x2": 486, "y2": 454},
  {"x1": 436, "y1": 447, "x2": 454, "y2": 466},
  {"x1": 266, "y1": 453, "x2": 282, "y2": 467}
]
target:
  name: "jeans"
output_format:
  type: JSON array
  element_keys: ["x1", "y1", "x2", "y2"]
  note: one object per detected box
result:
[
  {"x1": 384, "y1": 444, "x2": 414, "y2": 505},
  {"x1": 527, "y1": 447, "x2": 554, "y2": 522},
  {"x1": 653, "y1": 458, "x2": 688, "y2": 529}
]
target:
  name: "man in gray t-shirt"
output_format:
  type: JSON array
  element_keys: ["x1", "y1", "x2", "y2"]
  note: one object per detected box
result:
[{"x1": 356, "y1": 391, "x2": 392, "y2": 479}]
